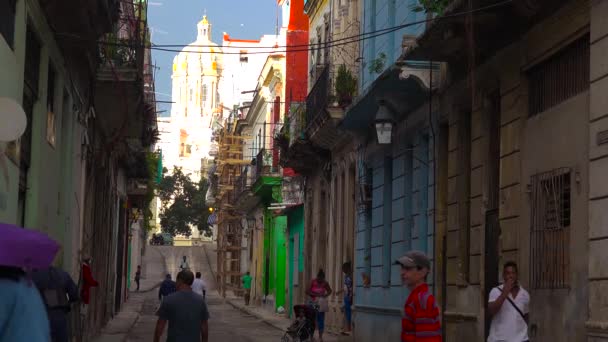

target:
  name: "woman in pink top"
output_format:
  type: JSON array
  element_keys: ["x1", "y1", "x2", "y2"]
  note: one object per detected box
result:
[{"x1": 306, "y1": 269, "x2": 332, "y2": 342}]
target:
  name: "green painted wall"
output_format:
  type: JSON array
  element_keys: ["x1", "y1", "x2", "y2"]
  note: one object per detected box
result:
[
  {"x1": 288, "y1": 206, "x2": 304, "y2": 318},
  {"x1": 0, "y1": 1, "x2": 87, "y2": 270},
  {"x1": 261, "y1": 209, "x2": 288, "y2": 311},
  {"x1": 273, "y1": 215, "x2": 287, "y2": 311},
  {"x1": 0, "y1": 0, "x2": 27, "y2": 225}
]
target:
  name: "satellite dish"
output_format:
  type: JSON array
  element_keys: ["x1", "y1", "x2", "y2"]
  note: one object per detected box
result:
[{"x1": 0, "y1": 97, "x2": 27, "y2": 142}]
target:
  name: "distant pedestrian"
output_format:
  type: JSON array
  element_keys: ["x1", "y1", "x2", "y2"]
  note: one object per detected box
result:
[
  {"x1": 241, "y1": 271, "x2": 252, "y2": 305},
  {"x1": 306, "y1": 269, "x2": 332, "y2": 342},
  {"x1": 154, "y1": 270, "x2": 209, "y2": 342},
  {"x1": 192, "y1": 271, "x2": 206, "y2": 299},
  {"x1": 179, "y1": 256, "x2": 189, "y2": 271},
  {"x1": 135, "y1": 265, "x2": 141, "y2": 291},
  {"x1": 487, "y1": 261, "x2": 530, "y2": 342},
  {"x1": 32, "y1": 266, "x2": 79, "y2": 342},
  {"x1": 158, "y1": 274, "x2": 176, "y2": 302},
  {"x1": 335, "y1": 262, "x2": 353, "y2": 335},
  {"x1": 80, "y1": 255, "x2": 98, "y2": 305},
  {"x1": 396, "y1": 251, "x2": 441, "y2": 342}
]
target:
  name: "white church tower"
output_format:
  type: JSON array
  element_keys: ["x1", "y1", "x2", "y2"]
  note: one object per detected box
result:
[{"x1": 158, "y1": 15, "x2": 222, "y2": 184}]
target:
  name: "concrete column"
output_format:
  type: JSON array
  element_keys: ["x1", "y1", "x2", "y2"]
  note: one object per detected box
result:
[{"x1": 587, "y1": 1, "x2": 608, "y2": 339}]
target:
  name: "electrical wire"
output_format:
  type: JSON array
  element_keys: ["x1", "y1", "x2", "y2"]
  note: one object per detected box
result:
[{"x1": 59, "y1": 0, "x2": 512, "y2": 55}]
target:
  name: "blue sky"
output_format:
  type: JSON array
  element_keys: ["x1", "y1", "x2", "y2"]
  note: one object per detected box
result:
[{"x1": 148, "y1": 0, "x2": 280, "y2": 116}]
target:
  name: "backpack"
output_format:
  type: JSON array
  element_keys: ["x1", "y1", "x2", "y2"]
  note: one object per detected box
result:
[{"x1": 40, "y1": 268, "x2": 69, "y2": 309}]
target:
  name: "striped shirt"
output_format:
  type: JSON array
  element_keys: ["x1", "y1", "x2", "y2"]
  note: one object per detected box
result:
[{"x1": 402, "y1": 283, "x2": 442, "y2": 342}]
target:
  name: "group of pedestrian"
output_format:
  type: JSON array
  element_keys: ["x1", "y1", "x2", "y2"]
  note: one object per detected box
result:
[
  {"x1": 154, "y1": 258, "x2": 210, "y2": 342},
  {"x1": 294, "y1": 250, "x2": 529, "y2": 342},
  {"x1": 397, "y1": 252, "x2": 529, "y2": 342}
]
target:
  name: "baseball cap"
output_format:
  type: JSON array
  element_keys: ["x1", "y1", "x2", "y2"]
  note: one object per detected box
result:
[{"x1": 395, "y1": 251, "x2": 431, "y2": 270}]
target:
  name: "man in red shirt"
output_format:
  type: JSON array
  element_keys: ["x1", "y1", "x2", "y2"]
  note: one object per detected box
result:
[{"x1": 395, "y1": 251, "x2": 442, "y2": 342}]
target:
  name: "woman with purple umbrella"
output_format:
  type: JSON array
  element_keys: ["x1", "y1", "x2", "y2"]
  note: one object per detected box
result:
[{"x1": 0, "y1": 222, "x2": 60, "y2": 342}]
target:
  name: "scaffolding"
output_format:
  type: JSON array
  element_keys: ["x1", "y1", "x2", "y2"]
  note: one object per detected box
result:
[{"x1": 213, "y1": 118, "x2": 247, "y2": 297}]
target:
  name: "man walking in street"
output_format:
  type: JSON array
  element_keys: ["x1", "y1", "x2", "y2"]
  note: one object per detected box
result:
[
  {"x1": 135, "y1": 265, "x2": 141, "y2": 291},
  {"x1": 192, "y1": 271, "x2": 206, "y2": 299},
  {"x1": 32, "y1": 265, "x2": 79, "y2": 342},
  {"x1": 241, "y1": 271, "x2": 252, "y2": 306},
  {"x1": 154, "y1": 270, "x2": 209, "y2": 342},
  {"x1": 488, "y1": 261, "x2": 530, "y2": 342},
  {"x1": 179, "y1": 256, "x2": 189, "y2": 272},
  {"x1": 158, "y1": 274, "x2": 176, "y2": 302},
  {"x1": 396, "y1": 251, "x2": 442, "y2": 342}
]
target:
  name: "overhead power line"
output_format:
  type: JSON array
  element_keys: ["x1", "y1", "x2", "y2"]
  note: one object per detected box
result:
[{"x1": 60, "y1": 0, "x2": 512, "y2": 55}]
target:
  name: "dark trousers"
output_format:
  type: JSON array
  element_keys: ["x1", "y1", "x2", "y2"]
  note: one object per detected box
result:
[
  {"x1": 135, "y1": 278, "x2": 140, "y2": 291},
  {"x1": 244, "y1": 289, "x2": 251, "y2": 305},
  {"x1": 49, "y1": 310, "x2": 69, "y2": 342}
]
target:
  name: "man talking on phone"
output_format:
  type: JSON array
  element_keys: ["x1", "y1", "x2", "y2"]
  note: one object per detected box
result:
[{"x1": 487, "y1": 261, "x2": 530, "y2": 342}]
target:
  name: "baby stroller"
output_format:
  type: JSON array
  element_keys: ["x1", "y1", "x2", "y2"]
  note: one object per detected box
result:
[{"x1": 281, "y1": 305, "x2": 316, "y2": 342}]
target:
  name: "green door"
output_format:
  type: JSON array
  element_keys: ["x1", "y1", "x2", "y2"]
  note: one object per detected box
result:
[{"x1": 273, "y1": 215, "x2": 287, "y2": 311}]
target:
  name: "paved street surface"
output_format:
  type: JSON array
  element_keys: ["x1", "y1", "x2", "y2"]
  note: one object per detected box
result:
[{"x1": 94, "y1": 244, "x2": 284, "y2": 341}]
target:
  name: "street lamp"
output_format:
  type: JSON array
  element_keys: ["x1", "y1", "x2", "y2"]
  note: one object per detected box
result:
[
  {"x1": 0, "y1": 97, "x2": 27, "y2": 142},
  {"x1": 374, "y1": 101, "x2": 395, "y2": 145}
]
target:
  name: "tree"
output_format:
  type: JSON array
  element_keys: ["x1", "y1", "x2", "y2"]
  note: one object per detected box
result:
[{"x1": 158, "y1": 167, "x2": 211, "y2": 237}]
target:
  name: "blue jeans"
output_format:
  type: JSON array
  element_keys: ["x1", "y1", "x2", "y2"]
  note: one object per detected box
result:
[
  {"x1": 344, "y1": 296, "x2": 352, "y2": 324},
  {"x1": 316, "y1": 311, "x2": 325, "y2": 332}
]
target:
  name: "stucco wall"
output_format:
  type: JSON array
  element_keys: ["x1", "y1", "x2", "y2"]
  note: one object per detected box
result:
[
  {"x1": 354, "y1": 120, "x2": 436, "y2": 341},
  {"x1": 0, "y1": 0, "x2": 89, "y2": 273},
  {"x1": 437, "y1": 1, "x2": 592, "y2": 341}
]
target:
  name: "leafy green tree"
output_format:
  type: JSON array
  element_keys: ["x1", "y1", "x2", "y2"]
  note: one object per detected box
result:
[{"x1": 158, "y1": 167, "x2": 211, "y2": 237}]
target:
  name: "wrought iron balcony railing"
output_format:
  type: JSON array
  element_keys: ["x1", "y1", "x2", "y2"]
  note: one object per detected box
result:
[
  {"x1": 305, "y1": 65, "x2": 330, "y2": 131},
  {"x1": 252, "y1": 148, "x2": 280, "y2": 183},
  {"x1": 288, "y1": 102, "x2": 306, "y2": 147}
]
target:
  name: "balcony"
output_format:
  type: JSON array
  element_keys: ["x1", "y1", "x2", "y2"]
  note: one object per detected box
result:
[
  {"x1": 404, "y1": 0, "x2": 564, "y2": 66},
  {"x1": 305, "y1": 65, "x2": 350, "y2": 150},
  {"x1": 94, "y1": 0, "x2": 148, "y2": 148},
  {"x1": 278, "y1": 103, "x2": 329, "y2": 174},
  {"x1": 251, "y1": 149, "x2": 282, "y2": 203},
  {"x1": 232, "y1": 166, "x2": 260, "y2": 212},
  {"x1": 40, "y1": 0, "x2": 118, "y2": 47}
]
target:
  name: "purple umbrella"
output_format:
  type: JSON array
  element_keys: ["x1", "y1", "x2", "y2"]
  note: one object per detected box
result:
[{"x1": 0, "y1": 222, "x2": 60, "y2": 270}]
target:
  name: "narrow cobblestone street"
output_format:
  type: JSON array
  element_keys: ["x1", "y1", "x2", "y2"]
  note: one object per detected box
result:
[{"x1": 94, "y1": 245, "x2": 286, "y2": 341}]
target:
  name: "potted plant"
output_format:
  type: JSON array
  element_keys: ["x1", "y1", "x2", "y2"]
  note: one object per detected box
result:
[{"x1": 335, "y1": 64, "x2": 357, "y2": 107}]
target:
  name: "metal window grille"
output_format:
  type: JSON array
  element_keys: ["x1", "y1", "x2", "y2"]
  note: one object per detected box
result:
[
  {"x1": 528, "y1": 35, "x2": 589, "y2": 116},
  {"x1": 530, "y1": 168, "x2": 571, "y2": 289}
]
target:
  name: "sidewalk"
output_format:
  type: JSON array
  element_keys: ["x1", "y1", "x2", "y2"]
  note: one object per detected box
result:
[
  {"x1": 93, "y1": 246, "x2": 166, "y2": 342},
  {"x1": 224, "y1": 294, "x2": 352, "y2": 342}
]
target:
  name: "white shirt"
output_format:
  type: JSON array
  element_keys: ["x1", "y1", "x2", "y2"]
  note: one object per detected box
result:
[
  {"x1": 179, "y1": 260, "x2": 189, "y2": 270},
  {"x1": 192, "y1": 278, "x2": 206, "y2": 296},
  {"x1": 488, "y1": 285, "x2": 530, "y2": 342}
]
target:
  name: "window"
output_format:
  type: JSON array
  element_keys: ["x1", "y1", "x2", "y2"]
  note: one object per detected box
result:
[
  {"x1": 24, "y1": 23, "x2": 41, "y2": 97},
  {"x1": 46, "y1": 64, "x2": 57, "y2": 147},
  {"x1": 530, "y1": 168, "x2": 571, "y2": 289},
  {"x1": 240, "y1": 50, "x2": 248, "y2": 63},
  {"x1": 189, "y1": 88, "x2": 193, "y2": 102},
  {"x1": 382, "y1": 156, "x2": 393, "y2": 286},
  {"x1": 457, "y1": 111, "x2": 471, "y2": 283},
  {"x1": 0, "y1": 0, "x2": 16, "y2": 48},
  {"x1": 201, "y1": 85, "x2": 208, "y2": 103},
  {"x1": 528, "y1": 35, "x2": 589, "y2": 116}
]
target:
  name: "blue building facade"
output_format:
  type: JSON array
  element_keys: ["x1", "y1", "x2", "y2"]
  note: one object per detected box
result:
[
  {"x1": 344, "y1": 0, "x2": 434, "y2": 340},
  {"x1": 360, "y1": 0, "x2": 427, "y2": 89}
]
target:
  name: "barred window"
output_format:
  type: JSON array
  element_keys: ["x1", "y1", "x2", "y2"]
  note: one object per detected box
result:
[
  {"x1": 530, "y1": 168, "x2": 571, "y2": 289},
  {"x1": 528, "y1": 35, "x2": 589, "y2": 116}
]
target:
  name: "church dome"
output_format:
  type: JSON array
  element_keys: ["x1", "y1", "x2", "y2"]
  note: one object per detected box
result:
[{"x1": 173, "y1": 15, "x2": 222, "y2": 74}]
